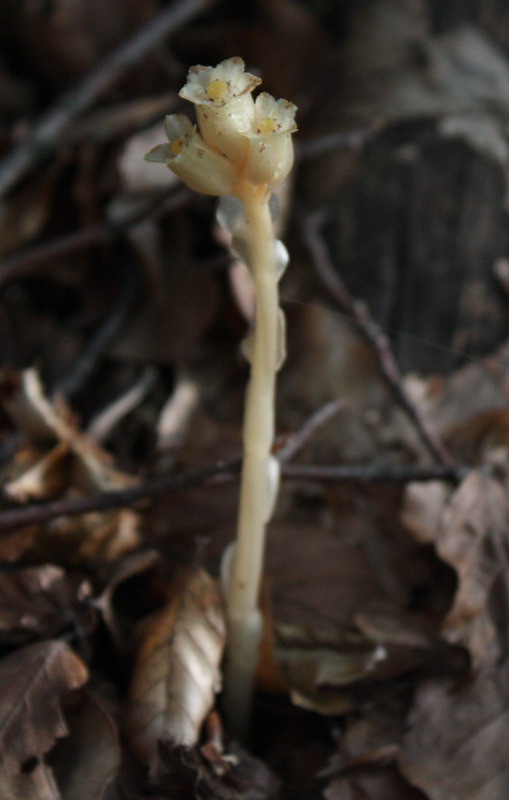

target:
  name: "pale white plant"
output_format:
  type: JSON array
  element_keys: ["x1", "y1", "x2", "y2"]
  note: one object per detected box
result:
[{"x1": 145, "y1": 57, "x2": 297, "y2": 737}]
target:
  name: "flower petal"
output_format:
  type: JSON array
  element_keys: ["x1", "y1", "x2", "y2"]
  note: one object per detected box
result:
[{"x1": 179, "y1": 57, "x2": 260, "y2": 107}]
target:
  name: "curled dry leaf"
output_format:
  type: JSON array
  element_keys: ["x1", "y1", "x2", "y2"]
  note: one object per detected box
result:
[
  {"x1": 0, "y1": 640, "x2": 88, "y2": 774},
  {"x1": 0, "y1": 367, "x2": 136, "y2": 496},
  {"x1": 403, "y1": 470, "x2": 509, "y2": 665},
  {"x1": 275, "y1": 624, "x2": 386, "y2": 715},
  {"x1": 4, "y1": 442, "x2": 71, "y2": 503},
  {"x1": 93, "y1": 549, "x2": 161, "y2": 641},
  {"x1": 127, "y1": 568, "x2": 226, "y2": 767}
]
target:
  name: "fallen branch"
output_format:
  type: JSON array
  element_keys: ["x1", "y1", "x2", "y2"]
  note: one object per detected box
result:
[
  {"x1": 0, "y1": 459, "x2": 240, "y2": 533},
  {"x1": 304, "y1": 211, "x2": 454, "y2": 467},
  {"x1": 0, "y1": 459, "x2": 465, "y2": 533},
  {"x1": 282, "y1": 462, "x2": 466, "y2": 483},
  {"x1": 0, "y1": 187, "x2": 190, "y2": 285},
  {"x1": 277, "y1": 399, "x2": 345, "y2": 463},
  {"x1": 0, "y1": 0, "x2": 212, "y2": 197}
]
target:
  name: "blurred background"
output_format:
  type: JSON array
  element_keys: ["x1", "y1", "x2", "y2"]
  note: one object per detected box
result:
[
  {"x1": 1, "y1": 4, "x2": 509, "y2": 799},
  {"x1": 2, "y1": 0, "x2": 509, "y2": 409}
]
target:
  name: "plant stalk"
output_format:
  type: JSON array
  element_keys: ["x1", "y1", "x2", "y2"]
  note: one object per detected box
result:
[{"x1": 223, "y1": 185, "x2": 280, "y2": 738}]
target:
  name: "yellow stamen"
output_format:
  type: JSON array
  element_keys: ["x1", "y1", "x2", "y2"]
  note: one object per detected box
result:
[
  {"x1": 170, "y1": 138, "x2": 184, "y2": 156},
  {"x1": 259, "y1": 117, "x2": 277, "y2": 136},
  {"x1": 206, "y1": 79, "x2": 229, "y2": 102}
]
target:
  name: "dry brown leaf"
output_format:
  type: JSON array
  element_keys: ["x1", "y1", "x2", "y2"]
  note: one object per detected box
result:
[
  {"x1": 0, "y1": 640, "x2": 88, "y2": 774},
  {"x1": 403, "y1": 470, "x2": 509, "y2": 665},
  {"x1": 0, "y1": 564, "x2": 91, "y2": 647},
  {"x1": 275, "y1": 624, "x2": 385, "y2": 715},
  {"x1": 157, "y1": 739, "x2": 280, "y2": 800},
  {"x1": 402, "y1": 341, "x2": 509, "y2": 441},
  {"x1": 53, "y1": 691, "x2": 121, "y2": 800},
  {"x1": 324, "y1": 768, "x2": 426, "y2": 800},
  {"x1": 0, "y1": 174, "x2": 55, "y2": 258},
  {"x1": 4, "y1": 442, "x2": 70, "y2": 502},
  {"x1": 0, "y1": 368, "x2": 136, "y2": 494},
  {"x1": 0, "y1": 761, "x2": 60, "y2": 800},
  {"x1": 93, "y1": 549, "x2": 161, "y2": 641},
  {"x1": 266, "y1": 521, "x2": 387, "y2": 629},
  {"x1": 127, "y1": 568, "x2": 226, "y2": 767},
  {"x1": 399, "y1": 659, "x2": 509, "y2": 800}
]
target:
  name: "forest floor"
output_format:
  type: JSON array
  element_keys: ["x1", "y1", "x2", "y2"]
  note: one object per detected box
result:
[{"x1": 0, "y1": 1, "x2": 508, "y2": 799}]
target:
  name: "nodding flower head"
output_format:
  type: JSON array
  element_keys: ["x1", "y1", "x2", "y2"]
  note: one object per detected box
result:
[
  {"x1": 144, "y1": 59, "x2": 297, "y2": 196},
  {"x1": 245, "y1": 93, "x2": 297, "y2": 188},
  {"x1": 145, "y1": 114, "x2": 236, "y2": 196}
]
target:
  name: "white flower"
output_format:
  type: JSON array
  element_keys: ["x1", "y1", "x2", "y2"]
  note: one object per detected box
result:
[
  {"x1": 179, "y1": 57, "x2": 260, "y2": 107},
  {"x1": 245, "y1": 93, "x2": 297, "y2": 188},
  {"x1": 180, "y1": 57, "x2": 261, "y2": 163},
  {"x1": 145, "y1": 114, "x2": 236, "y2": 196}
]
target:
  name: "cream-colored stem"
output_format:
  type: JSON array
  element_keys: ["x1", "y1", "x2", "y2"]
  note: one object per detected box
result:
[{"x1": 223, "y1": 185, "x2": 279, "y2": 737}]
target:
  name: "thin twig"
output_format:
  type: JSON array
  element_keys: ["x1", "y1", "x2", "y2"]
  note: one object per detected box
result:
[
  {"x1": 0, "y1": 0, "x2": 212, "y2": 197},
  {"x1": 0, "y1": 187, "x2": 190, "y2": 285},
  {"x1": 0, "y1": 224, "x2": 110, "y2": 283},
  {"x1": 0, "y1": 459, "x2": 465, "y2": 534},
  {"x1": 303, "y1": 211, "x2": 454, "y2": 467},
  {"x1": 282, "y1": 462, "x2": 466, "y2": 483},
  {"x1": 86, "y1": 367, "x2": 158, "y2": 442},
  {"x1": 296, "y1": 127, "x2": 376, "y2": 161},
  {"x1": 277, "y1": 399, "x2": 345, "y2": 463},
  {"x1": 0, "y1": 459, "x2": 241, "y2": 533},
  {"x1": 56, "y1": 254, "x2": 141, "y2": 399}
]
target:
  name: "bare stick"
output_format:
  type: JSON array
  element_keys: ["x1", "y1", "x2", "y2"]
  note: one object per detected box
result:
[
  {"x1": 0, "y1": 0, "x2": 212, "y2": 197},
  {"x1": 0, "y1": 188, "x2": 190, "y2": 285},
  {"x1": 282, "y1": 462, "x2": 466, "y2": 483},
  {"x1": 277, "y1": 399, "x2": 345, "y2": 463},
  {"x1": 0, "y1": 459, "x2": 240, "y2": 533},
  {"x1": 304, "y1": 211, "x2": 453, "y2": 467},
  {"x1": 0, "y1": 459, "x2": 464, "y2": 535}
]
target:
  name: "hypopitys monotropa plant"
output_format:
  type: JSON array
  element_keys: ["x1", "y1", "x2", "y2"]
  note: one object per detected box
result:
[{"x1": 146, "y1": 57, "x2": 297, "y2": 736}]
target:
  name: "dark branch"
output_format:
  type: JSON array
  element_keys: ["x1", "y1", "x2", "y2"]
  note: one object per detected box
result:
[
  {"x1": 0, "y1": 459, "x2": 465, "y2": 534},
  {"x1": 0, "y1": 459, "x2": 240, "y2": 533},
  {"x1": 0, "y1": 188, "x2": 190, "y2": 285},
  {"x1": 303, "y1": 211, "x2": 454, "y2": 467},
  {"x1": 0, "y1": 0, "x2": 212, "y2": 197}
]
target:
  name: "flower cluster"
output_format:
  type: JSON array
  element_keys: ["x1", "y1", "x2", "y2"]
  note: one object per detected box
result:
[{"x1": 145, "y1": 57, "x2": 297, "y2": 196}]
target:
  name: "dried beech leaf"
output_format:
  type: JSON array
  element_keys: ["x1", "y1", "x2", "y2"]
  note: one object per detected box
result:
[
  {"x1": 403, "y1": 470, "x2": 509, "y2": 664},
  {"x1": 127, "y1": 568, "x2": 226, "y2": 766},
  {"x1": 158, "y1": 739, "x2": 280, "y2": 800},
  {"x1": 275, "y1": 624, "x2": 386, "y2": 715},
  {"x1": 0, "y1": 640, "x2": 88, "y2": 772},
  {"x1": 0, "y1": 564, "x2": 91, "y2": 647},
  {"x1": 0, "y1": 368, "x2": 136, "y2": 493},
  {"x1": 93, "y1": 550, "x2": 161, "y2": 639},
  {"x1": 324, "y1": 768, "x2": 424, "y2": 800},
  {"x1": 0, "y1": 761, "x2": 60, "y2": 800},
  {"x1": 399, "y1": 659, "x2": 509, "y2": 800},
  {"x1": 53, "y1": 691, "x2": 121, "y2": 800},
  {"x1": 4, "y1": 442, "x2": 70, "y2": 502}
]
